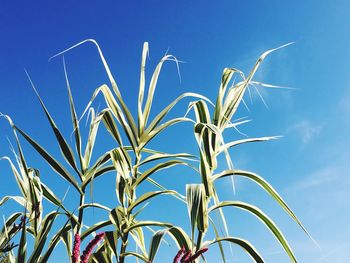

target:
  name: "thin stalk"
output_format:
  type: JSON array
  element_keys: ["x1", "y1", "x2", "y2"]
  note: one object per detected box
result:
[
  {"x1": 196, "y1": 231, "x2": 204, "y2": 252},
  {"x1": 118, "y1": 150, "x2": 142, "y2": 263},
  {"x1": 77, "y1": 193, "x2": 85, "y2": 233},
  {"x1": 119, "y1": 237, "x2": 129, "y2": 263}
]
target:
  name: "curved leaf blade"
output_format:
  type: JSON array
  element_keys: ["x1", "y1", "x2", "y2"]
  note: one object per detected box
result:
[
  {"x1": 209, "y1": 201, "x2": 297, "y2": 263},
  {"x1": 208, "y1": 237, "x2": 264, "y2": 263}
]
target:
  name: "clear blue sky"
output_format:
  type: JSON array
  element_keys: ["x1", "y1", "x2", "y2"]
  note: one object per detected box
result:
[{"x1": 1, "y1": 1, "x2": 349, "y2": 262}]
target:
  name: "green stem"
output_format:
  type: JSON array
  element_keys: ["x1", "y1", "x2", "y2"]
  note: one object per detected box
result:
[
  {"x1": 77, "y1": 193, "x2": 85, "y2": 233},
  {"x1": 196, "y1": 231, "x2": 204, "y2": 252},
  {"x1": 118, "y1": 236, "x2": 129, "y2": 263},
  {"x1": 118, "y1": 150, "x2": 142, "y2": 263}
]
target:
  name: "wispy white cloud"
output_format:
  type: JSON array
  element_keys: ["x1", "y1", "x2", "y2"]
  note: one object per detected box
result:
[
  {"x1": 313, "y1": 242, "x2": 350, "y2": 263},
  {"x1": 284, "y1": 158, "x2": 350, "y2": 262},
  {"x1": 289, "y1": 165, "x2": 341, "y2": 191},
  {"x1": 290, "y1": 120, "x2": 323, "y2": 143}
]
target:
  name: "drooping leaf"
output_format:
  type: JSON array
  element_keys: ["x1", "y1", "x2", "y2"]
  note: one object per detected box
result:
[
  {"x1": 133, "y1": 160, "x2": 191, "y2": 187},
  {"x1": 148, "y1": 229, "x2": 166, "y2": 262},
  {"x1": 209, "y1": 201, "x2": 297, "y2": 263},
  {"x1": 212, "y1": 169, "x2": 311, "y2": 238},
  {"x1": 51, "y1": 39, "x2": 139, "y2": 148},
  {"x1": 128, "y1": 190, "x2": 176, "y2": 213},
  {"x1": 207, "y1": 237, "x2": 264, "y2": 263},
  {"x1": 104, "y1": 231, "x2": 119, "y2": 258},
  {"x1": 125, "y1": 221, "x2": 172, "y2": 234},
  {"x1": 120, "y1": 252, "x2": 149, "y2": 262},
  {"x1": 81, "y1": 220, "x2": 112, "y2": 241}
]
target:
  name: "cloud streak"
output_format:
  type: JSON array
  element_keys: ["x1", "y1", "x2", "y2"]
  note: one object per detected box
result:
[{"x1": 291, "y1": 120, "x2": 323, "y2": 143}]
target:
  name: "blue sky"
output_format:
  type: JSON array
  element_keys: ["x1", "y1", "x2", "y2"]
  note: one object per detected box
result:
[{"x1": 1, "y1": 1, "x2": 350, "y2": 262}]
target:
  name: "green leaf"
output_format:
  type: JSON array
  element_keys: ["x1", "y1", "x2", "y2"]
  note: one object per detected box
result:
[
  {"x1": 167, "y1": 227, "x2": 192, "y2": 251},
  {"x1": 81, "y1": 220, "x2": 112, "y2": 241},
  {"x1": 145, "y1": 177, "x2": 186, "y2": 203},
  {"x1": 208, "y1": 237, "x2": 264, "y2": 263},
  {"x1": 146, "y1": 92, "x2": 212, "y2": 133},
  {"x1": 63, "y1": 57, "x2": 84, "y2": 172},
  {"x1": 220, "y1": 43, "x2": 293, "y2": 129},
  {"x1": 120, "y1": 252, "x2": 149, "y2": 262},
  {"x1": 17, "y1": 213, "x2": 27, "y2": 263},
  {"x1": 138, "y1": 42, "x2": 149, "y2": 135},
  {"x1": 101, "y1": 110, "x2": 123, "y2": 146},
  {"x1": 81, "y1": 84, "x2": 137, "y2": 151},
  {"x1": 217, "y1": 136, "x2": 279, "y2": 154},
  {"x1": 14, "y1": 125, "x2": 82, "y2": 194},
  {"x1": 137, "y1": 153, "x2": 196, "y2": 167},
  {"x1": 213, "y1": 68, "x2": 236, "y2": 126},
  {"x1": 0, "y1": 196, "x2": 27, "y2": 208},
  {"x1": 51, "y1": 39, "x2": 139, "y2": 145},
  {"x1": 139, "y1": 117, "x2": 193, "y2": 150},
  {"x1": 60, "y1": 226, "x2": 72, "y2": 258},
  {"x1": 29, "y1": 212, "x2": 59, "y2": 263},
  {"x1": 104, "y1": 231, "x2": 119, "y2": 258},
  {"x1": 82, "y1": 151, "x2": 113, "y2": 191},
  {"x1": 186, "y1": 184, "x2": 208, "y2": 240},
  {"x1": 128, "y1": 190, "x2": 176, "y2": 213},
  {"x1": 0, "y1": 212, "x2": 22, "y2": 250},
  {"x1": 208, "y1": 217, "x2": 226, "y2": 263},
  {"x1": 125, "y1": 221, "x2": 172, "y2": 234},
  {"x1": 212, "y1": 169, "x2": 310, "y2": 238},
  {"x1": 148, "y1": 230, "x2": 166, "y2": 262},
  {"x1": 133, "y1": 160, "x2": 190, "y2": 187},
  {"x1": 130, "y1": 226, "x2": 148, "y2": 256},
  {"x1": 39, "y1": 224, "x2": 72, "y2": 262},
  {"x1": 0, "y1": 156, "x2": 26, "y2": 198},
  {"x1": 79, "y1": 203, "x2": 111, "y2": 212},
  {"x1": 40, "y1": 182, "x2": 69, "y2": 213},
  {"x1": 209, "y1": 201, "x2": 297, "y2": 263},
  {"x1": 83, "y1": 108, "x2": 106, "y2": 170},
  {"x1": 110, "y1": 148, "x2": 132, "y2": 180},
  {"x1": 142, "y1": 53, "x2": 180, "y2": 129},
  {"x1": 25, "y1": 70, "x2": 81, "y2": 177}
]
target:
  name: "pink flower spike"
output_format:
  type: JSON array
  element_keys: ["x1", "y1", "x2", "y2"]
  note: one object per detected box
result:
[
  {"x1": 71, "y1": 233, "x2": 81, "y2": 263},
  {"x1": 180, "y1": 250, "x2": 192, "y2": 263},
  {"x1": 80, "y1": 232, "x2": 105, "y2": 263},
  {"x1": 188, "y1": 247, "x2": 208, "y2": 261},
  {"x1": 173, "y1": 246, "x2": 186, "y2": 263}
]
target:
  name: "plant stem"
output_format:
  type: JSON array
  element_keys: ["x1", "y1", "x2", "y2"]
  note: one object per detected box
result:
[
  {"x1": 77, "y1": 193, "x2": 85, "y2": 233},
  {"x1": 118, "y1": 150, "x2": 142, "y2": 263},
  {"x1": 196, "y1": 231, "x2": 203, "y2": 252},
  {"x1": 118, "y1": 237, "x2": 128, "y2": 263}
]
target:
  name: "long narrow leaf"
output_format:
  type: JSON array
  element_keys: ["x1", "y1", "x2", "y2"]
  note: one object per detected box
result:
[
  {"x1": 138, "y1": 42, "x2": 148, "y2": 135},
  {"x1": 209, "y1": 201, "x2": 297, "y2": 263},
  {"x1": 133, "y1": 160, "x2": 190, "y2": 187},
  {"x1": 25, "y1": 70, "x2": 81, "y2": 177},
  {"x1": 208, "y1": 237, "x2": 264, "y2": 263},
  {"x1": 14, "y1": 126, "x2": 82, "y2": 194},
  {"x1": 63, "y1": 57, "x2": 84, "y2": 172},
  {"x1": 50, "y1": 39, "x2": 139, "y2": 145},
  {"x1": 212, "y1": 169, "x2": 310, "y2": 238},
  {"x1": 128, "y1": 190, "x2": 176, "y2": 213}
]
